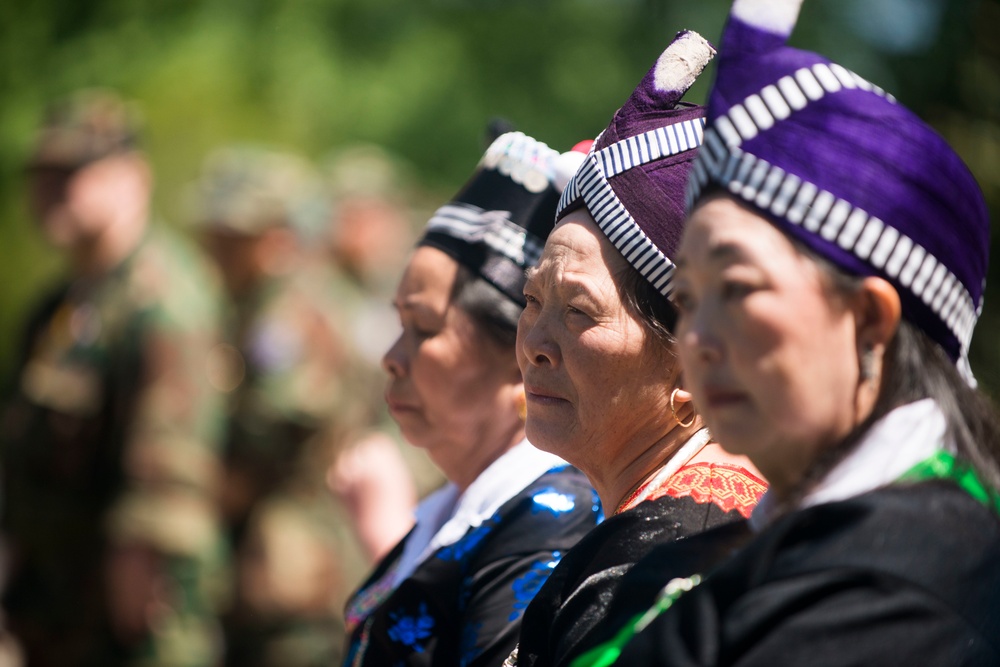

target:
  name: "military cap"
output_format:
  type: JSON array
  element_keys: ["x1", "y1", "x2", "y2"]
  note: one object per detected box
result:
[
  {"x1": 27, "y1": 88, "x2": 142, "y2": 170},
  {"x1": 193, "y1": 146, "x2": 326, "y2": 237}
]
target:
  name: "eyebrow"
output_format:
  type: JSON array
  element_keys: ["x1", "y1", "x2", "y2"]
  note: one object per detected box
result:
[{"x1": 675, "y1": 242, "x2": 746, "y2": 269}]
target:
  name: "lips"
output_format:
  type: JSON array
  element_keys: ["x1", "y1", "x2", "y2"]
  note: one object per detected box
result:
[
  {"x1": 523, "y1": 381, "x2": 570, "y2": 407},
  {"x1": 385, "y1": 392, "x2": 419, "y2": 414},
  {"x1": 700, "y1": 385, "x2": 748, "y2": 410}
]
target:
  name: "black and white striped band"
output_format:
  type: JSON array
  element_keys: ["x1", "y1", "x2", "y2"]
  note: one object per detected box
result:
[
  {"x1": 686, "y1": 62, "x2": 979, "y2": 373},
  {"x1": 426, "y1": 202, "x2": 545, "y2": 269},
  {"x1": 556, "y1": 117, "x2": 707, "y2": 299}
]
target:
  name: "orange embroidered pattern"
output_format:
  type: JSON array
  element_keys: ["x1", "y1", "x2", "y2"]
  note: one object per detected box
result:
[{"x1": 649, "y1": 463, "x2": 767, "y2": 518}]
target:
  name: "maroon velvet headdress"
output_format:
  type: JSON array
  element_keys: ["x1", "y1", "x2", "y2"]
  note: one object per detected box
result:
[{"x1": 557, "y1": 30, "x2": 716, "y2": 299}]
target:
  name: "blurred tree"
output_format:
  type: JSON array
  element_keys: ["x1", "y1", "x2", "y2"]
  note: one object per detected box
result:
[{"x1": 0, "y1": 0, "x2": 997, "y2": 392}]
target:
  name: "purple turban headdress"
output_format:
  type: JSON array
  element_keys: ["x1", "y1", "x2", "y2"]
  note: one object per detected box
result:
[
  {"x1": 557, "y1": 30, "x2": 717, "y2": 299},
  {"x1": 687, "y1": 0, "x2": 990, "y2": 380},
  {"x1": 419, "y1": 131, "x2": 586, "y2": 306}
]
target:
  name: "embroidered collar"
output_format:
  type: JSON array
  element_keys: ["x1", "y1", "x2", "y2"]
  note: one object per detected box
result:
[
  {"x1": 614, "y1": 428, "x2": 712, "y2": 515},
  {"x1": 751, "y1": 398, "x2": 947, "y2": 531}
]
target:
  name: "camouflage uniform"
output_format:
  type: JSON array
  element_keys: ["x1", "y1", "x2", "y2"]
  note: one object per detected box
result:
[
  {"x1": 1, "y1": 90, "x2": 230, "y2": 667},
  {"x1": 322, "y1": 146, "x2": 445, "y2": 499},
  {"x1": 0, "y1": 226, "x2": 230, "y2": 667},
  {"x1": 193, "y1": 147, "x2": 373, "y2": 667}
]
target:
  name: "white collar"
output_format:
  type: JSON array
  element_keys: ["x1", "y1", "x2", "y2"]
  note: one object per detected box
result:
[
  {"x1": 751, "y1": 398, "x2": 948, "y2": 531},
  {"x1": 393, "y1": 439, "x2": 566, "y2": 583}
]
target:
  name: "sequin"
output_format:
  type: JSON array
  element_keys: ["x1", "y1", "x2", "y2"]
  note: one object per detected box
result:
[
  {"x1": 508, "y1": 553, "x2": 561, "y2": 621},
  {"x1": 532, "y1": 489, "x2": 576, "y2": 515}
]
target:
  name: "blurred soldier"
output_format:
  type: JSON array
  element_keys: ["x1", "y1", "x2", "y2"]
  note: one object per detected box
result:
[
  {"x1": 323, "y1": 144, "x2": 419, "y2": 367},
  {"x1": 0, "y1": 89, "x2": 229, "y2": 667},
  {"x1": 322, "y1": 146, "x2": 445, "y2": 518},
  {"x1": 192, "y1": 146, "x2": 392, "y2": 667}
]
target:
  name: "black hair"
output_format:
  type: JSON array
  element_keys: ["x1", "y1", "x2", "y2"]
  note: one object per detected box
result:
[
  {"x1": 800, "y1": 252, "x2": 1000, "y2": 497},
  {"x1": 617, "y1": 260, "x2": 679, "y2": 352},
  {"x1": 450, "y1": 264, "x2": 521, "y2": 350},
  {"x1": 691, "y1": 188, "x2": 1000, "y2": 499}
]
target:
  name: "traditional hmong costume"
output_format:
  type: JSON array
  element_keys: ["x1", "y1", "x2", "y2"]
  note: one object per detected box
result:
[
  {"x1": 571, "y1": 1, "x2": 1000, "y2": 665},
  {"x1": 341, "y1": 133, "x2": 601, "y2": 667},
  {"x1": 507, "y1": 32, "x2": 767, "y2": 667}
]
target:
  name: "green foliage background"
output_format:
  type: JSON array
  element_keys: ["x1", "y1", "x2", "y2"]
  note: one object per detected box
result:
[{"x1": 1, "y1": 0, "x2": 998, "y2": 387}]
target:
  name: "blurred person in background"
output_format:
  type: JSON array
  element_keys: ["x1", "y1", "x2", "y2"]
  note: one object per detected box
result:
[
  {"x1": 0, "y1": 89, "x2": 229, "y2": 667},
  {"x1": 322, "y1": 144, "x2": 445, "y2": 534},
  {"x1": 324, "y1": 144, "x2": 417, "y2": 306},
  {"x1": 339, "y1": 131, "x2": 601, "y2": 667},
  {"x1": 191, "y1": 146, "x2": 415, "y2": 667}
]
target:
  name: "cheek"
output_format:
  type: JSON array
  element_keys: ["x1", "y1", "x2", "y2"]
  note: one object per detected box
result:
[
  {"x1": 414, "y1": 336, "x2": 503, "y2": 412},
  {"x1": 740, "y1": 307, "x2": 858, "y2": 434},
  {"x1": 410, "y1": 341, "x2": 461, "y2": 398},
  {"x1": 514, "y1": 317, "x2": 531, "y2": 373}
]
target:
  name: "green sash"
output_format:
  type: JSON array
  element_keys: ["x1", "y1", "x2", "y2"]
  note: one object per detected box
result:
[{"x1": 570, "y1": 450, "x2": 999, "y2": 667}]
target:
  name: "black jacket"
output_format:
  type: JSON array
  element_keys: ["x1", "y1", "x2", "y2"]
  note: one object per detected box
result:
[
  {"x1": 617, "y1": 481, "x2": 1000, "y2": 666},
  {"x1": 515, "y1": 489, "x2": 754, "y2": 667}
]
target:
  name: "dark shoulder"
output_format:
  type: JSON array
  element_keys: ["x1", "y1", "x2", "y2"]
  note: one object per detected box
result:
[
  {"x1": 732, "y1": 481, "x2": 1000, "y2": 633},
  {"x1": 761, "y1": 481, "x2": 1000, "y2": 576},
  {"x1": 487, "y1": 466, "x2": 600, "y2": 545},
  {"x1": 514, "y1": 496, "x2": 750, "y2": 667},
  {"x1": 20, "y1": 282, "x2": 71, "y2": 341},
  {"x1": 539, "y1": 491, "x2": 748, "y2": 606},
  {"x1": 616, "y1": 483, "x2": 1000, "y2": 666}
]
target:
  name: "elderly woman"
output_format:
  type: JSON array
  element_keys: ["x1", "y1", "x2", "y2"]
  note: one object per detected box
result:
[
  {"x1": 572, "y1": 1, "x2": 1000, "y2": 665},
  {"x1": 340, "y1": 132, "x2": 602, "y2": 667},
  {"x1": 507, "y1": 32, "x2": 766, "y2": 667}
]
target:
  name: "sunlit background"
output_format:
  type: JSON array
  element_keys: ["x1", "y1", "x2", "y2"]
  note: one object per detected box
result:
[{"x1": 1, "y1": 0, "x2": 998, "y2": 388}]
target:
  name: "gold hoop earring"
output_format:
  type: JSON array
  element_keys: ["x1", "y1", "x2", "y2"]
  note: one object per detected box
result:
[{"x1": 669, "y1": 387, "x2": 694, "y2": 428}]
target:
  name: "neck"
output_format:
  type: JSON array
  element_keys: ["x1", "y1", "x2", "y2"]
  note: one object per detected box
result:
[
  {"x1": 435, "y1": 421, "x2": 526, "y2": 493},
  {"x1": 72, "y1": 206, "x2": 148, "y2": 278},
  {"x1": 761, "y1": 381, "x2": 881, "y2": 506},
  {"x1": 592, "y1": 418, "x2": 705, "y2": 513}
]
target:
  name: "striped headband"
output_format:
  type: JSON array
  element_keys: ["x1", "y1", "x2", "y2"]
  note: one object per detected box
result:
[
  {"x1": 419, "y1": 131, "x2": 587, "y2": 307},
  {"x1": 557, "y1": 117, "x2": 707, "y2": 298}
]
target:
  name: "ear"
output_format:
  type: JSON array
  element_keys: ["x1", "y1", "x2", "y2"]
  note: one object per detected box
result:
[
  {"x1": 854, "y1": 276, "x2": 901, "y2": 352},
  {"x1": 670, "y1": 386, "x2": 694, "y2": 405}
]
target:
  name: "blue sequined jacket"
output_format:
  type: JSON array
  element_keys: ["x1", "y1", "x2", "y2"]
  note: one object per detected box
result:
[{"x1": 342, "y1": 464, "x2": 601, "y2": 667}]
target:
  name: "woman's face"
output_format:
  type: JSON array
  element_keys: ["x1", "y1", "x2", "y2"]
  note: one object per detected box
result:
[
  {"x1": 517, "y1": 211, "x2": 676, "y2": 474},
  {"x1": 674, "y1": 195, "x2": 863, "y2": 492},
  {"x1": 383, "y1": 246, "x2": 522, "y2": 477}
]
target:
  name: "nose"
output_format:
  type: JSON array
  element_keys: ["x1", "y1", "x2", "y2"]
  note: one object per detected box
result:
[
  {"x1": 679, "y1": 311, "x2": 722, "y2": 366},
  {"x1": 517, "y1": 309, "x2": 560, "y2": 369},
  {"x1": 381, "y1": 333, "x2": 407, "y2": 378}
]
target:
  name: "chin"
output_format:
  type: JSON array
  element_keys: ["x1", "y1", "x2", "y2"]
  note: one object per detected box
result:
[
  {"x1": 702, "y1": 416, "x2": 755, "y2": 457},
  {"x1": 524, "y1": 421, "x2": 559, "y2": 453},
  {"x1": 392, "y1": 420, "x2": 431, "y2": 451}
]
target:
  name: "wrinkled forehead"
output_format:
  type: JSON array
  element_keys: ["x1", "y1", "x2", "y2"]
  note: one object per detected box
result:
[{"x1": 533, "y1": 212, "x2": 631, "y2": 285}]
